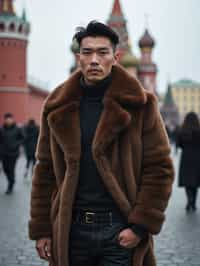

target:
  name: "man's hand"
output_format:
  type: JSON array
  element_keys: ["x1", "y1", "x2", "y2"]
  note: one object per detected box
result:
[
  {"x1": 118, "y1": 228, "x2": 141, "y2": 248},
  {"x1": 36, "y1": 238, "x2": 51, "y2": 261}
]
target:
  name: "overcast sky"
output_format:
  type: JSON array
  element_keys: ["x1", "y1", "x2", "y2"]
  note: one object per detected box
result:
[{"x1": 14, "y1": 0, "x2": 200, "y2": 94}]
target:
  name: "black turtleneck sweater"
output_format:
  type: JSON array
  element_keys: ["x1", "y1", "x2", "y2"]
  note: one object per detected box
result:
[
  {"x1": 73, "y1": 75, "x2": 147, "y2": 239},
  {"x1": 74, "y1": 74, "x2": 119, "y2": 211}
]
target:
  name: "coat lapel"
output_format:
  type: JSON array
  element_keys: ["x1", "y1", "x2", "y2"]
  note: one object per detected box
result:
[
  {"x1": 47, "y1": 102, "x2": 81, "y2": 161},
  {"x1": 47, "y1": 97, "x2": 132, "y2": 162},
  {"x1": 92, "y1": 97, "x2": 132, "y2": 153},
  {"x1": 92, "y1": 64, "x2": 147, "y2": 153}
]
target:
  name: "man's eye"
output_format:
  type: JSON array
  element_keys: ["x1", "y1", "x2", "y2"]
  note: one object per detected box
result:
[
  {"x1": 99, "y1": 51, "x2": 108, "y2": 55},
  {"x1": 82, "y1": 51, "x2": 91, "y2": 55}
]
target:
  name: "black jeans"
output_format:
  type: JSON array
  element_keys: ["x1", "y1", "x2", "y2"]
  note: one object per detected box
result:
[
  {"x1": 69, "y1": 220, "x2": 134, "y2": 266},
  {"x1": 2, "y1": 155, "x2": 17, "y2": 190}
]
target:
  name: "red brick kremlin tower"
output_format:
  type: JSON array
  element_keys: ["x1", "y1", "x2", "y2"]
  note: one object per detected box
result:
[
  {"x1": 107, "y1": 0, "x2": 157, "y2": 94},
  {"x1": 0, "y1": 0, "x2": 48, "y2": 125},
  {"x1": 0, "y1": 0, "x2": 30, "y2": 123}
]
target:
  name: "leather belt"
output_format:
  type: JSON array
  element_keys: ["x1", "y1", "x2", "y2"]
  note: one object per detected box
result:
[{"x1": 72, "y1": 209, "x2": 125, "y2": 225}]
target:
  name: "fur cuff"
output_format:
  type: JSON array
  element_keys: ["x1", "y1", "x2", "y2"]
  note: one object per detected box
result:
[{"x1": 28, "y1": 220, "x2": 52, "y2": 240}]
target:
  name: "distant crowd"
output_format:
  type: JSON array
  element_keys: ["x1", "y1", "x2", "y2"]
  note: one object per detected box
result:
[{"x1": 0, "y1": 113, "x2": 39, "y2": 194}]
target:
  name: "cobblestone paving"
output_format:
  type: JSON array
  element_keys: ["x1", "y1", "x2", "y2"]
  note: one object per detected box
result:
[{"x1": 0, "y1": 150, "x2": 200, "y2": 266}]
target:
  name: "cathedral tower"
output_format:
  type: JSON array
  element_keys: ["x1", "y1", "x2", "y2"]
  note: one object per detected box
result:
[
  {"x1": 138, "y1": 28, "x2": 157, "y2": 93},
  {"x1": 107, "y1": 0, "x2": 130, "y2": 59},
  {"x1": 107, "y1": 0, "x2": 139, "y2": 76}
]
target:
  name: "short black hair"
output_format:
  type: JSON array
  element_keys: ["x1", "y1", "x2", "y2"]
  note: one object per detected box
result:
[
  {"x1": 4, "y1": 112, "x2": 13, "y2": 119},
  {"x1": 73, "y1": 20, "x2": 119, "y2": 50}
]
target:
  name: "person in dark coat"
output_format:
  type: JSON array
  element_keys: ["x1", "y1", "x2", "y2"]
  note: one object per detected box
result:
[
  {"x1": 0, "y1": 113, "x2": 24, "y2": 194},
  {"x1": 177, "y1": 112, "x2": 200, "y2": 211},
  {"x1": 23, "y1": 119, "x2": 39, "y2": 178}
]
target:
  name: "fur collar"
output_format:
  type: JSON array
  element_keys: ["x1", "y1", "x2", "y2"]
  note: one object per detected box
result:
[
  {"x1": 44, "y1": 64, "x2": 147, "y2": 112},
  {"x1": 45, "y1": 64, "x2": 148, "y2": 158}
]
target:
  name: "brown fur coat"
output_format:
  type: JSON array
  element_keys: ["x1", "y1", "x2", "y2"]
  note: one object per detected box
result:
[{"x1": 29, "y1": 65, "x2": 174, "y2": 266}]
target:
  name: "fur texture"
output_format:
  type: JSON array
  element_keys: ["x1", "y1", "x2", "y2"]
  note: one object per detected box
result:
[{"x1": 29, "y1": 64, "x2": 174, "y2": 266}]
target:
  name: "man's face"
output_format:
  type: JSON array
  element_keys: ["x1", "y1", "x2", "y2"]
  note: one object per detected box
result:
[
  {"x1": 4, "y1": 117, "x2": 14, "y2": 126},
  {"x1": 77, "y1": 36, "x2": 119, "y2": 85}
]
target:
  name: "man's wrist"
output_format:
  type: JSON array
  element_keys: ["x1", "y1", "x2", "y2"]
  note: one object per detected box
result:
[{"x1": 129, "y1": 223, "x2": 148, "y2": 239}]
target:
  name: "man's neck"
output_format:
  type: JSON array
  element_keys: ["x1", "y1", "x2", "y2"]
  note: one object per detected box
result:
[
  {"x1": 83, "y1": 78, "x2": 96, "y2": 86},
  {"x1": 83, "y1": 73, "x2": 112, "y2": 87}
]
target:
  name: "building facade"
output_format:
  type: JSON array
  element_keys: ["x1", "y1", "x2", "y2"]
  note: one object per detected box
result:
[{"x1": 171, "y1": 79, "x2": 200, "y2": 121}]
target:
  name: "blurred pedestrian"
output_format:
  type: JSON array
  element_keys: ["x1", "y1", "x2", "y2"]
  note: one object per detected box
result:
[
  {"x1": 177, "y1": 112, "x2": 200, "y2": 211},
  {"x1": 0, "y1": 113, "x2": 24, "y2": 194},
  {"x1": 28, "y1": 21, "x2": 174, "y2": 266},
  {"x1": 23, "y1": 119, "x2": 39, "y2": 178}
]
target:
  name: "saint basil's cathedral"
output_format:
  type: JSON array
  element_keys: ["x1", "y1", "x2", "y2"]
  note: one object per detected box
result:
[{"x1": 0, "y1": 0, "x2": 159, "y2": 125}]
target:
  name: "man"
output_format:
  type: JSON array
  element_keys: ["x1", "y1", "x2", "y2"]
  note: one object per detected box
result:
[
  {"x1": 0, "y1": 113, "x2": 24, "y2": 194},
  {"x1": 29, "y1": 21, "x2": 174, "y2": 266}
]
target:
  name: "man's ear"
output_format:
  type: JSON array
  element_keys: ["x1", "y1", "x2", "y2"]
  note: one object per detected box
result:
[
  {"x1": 76, "y1": 53, "x2": 80, "y2": 66},
  {"x1": 113, "y1": 50, "x2": 120, "y2": 64}
]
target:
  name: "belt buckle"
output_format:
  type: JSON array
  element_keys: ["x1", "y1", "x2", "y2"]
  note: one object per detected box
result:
[{"x1": 85, "y1": 212, "x2": 95, "y2": 224}]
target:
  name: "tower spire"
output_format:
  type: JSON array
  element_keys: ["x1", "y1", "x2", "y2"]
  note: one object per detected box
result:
[
  {"x1": 111, "y1": 0, "x2": 123, "y2": 16},
  {"x1": 0, "y1": 0, "x2": 15, "y2": 15},
  {"x1": 107, "y1": 0, "x2": 130, "y2": 58}
]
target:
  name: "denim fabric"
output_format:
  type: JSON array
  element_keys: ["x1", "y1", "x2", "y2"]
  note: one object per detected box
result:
[{"x1": 69, "y1": 220, "x2": 134, "y2": 266}]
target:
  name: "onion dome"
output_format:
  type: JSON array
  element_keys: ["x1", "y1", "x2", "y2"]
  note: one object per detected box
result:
[
  {"x1": 120, "y1": 51, "x2": 139, "y2": 68},
  {"x1": 139, "y1": 29, "x2": 155, "y2": 49}
]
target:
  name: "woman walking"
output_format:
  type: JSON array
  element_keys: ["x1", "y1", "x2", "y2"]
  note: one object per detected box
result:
[{"x1": 177, "y1": 112, "x2": 200, "y2": 211}]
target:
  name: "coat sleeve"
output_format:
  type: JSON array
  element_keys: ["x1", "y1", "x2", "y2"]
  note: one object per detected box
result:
[
  {"x1": 128, "y1": 94, "x2": 174, "y2": 235},
  {"x1": 28, "y1": 107, "x2": 56, "y2": 240}
]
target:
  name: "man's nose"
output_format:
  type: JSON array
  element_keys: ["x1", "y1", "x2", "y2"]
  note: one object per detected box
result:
[{"x1": 90, "y1": 53, "x2": 99, "y2": 64}]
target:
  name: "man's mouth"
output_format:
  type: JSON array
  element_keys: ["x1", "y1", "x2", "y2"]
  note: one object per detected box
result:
[{"x1": 88, "y1": 69, "x2": 101, "y2": 73}]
